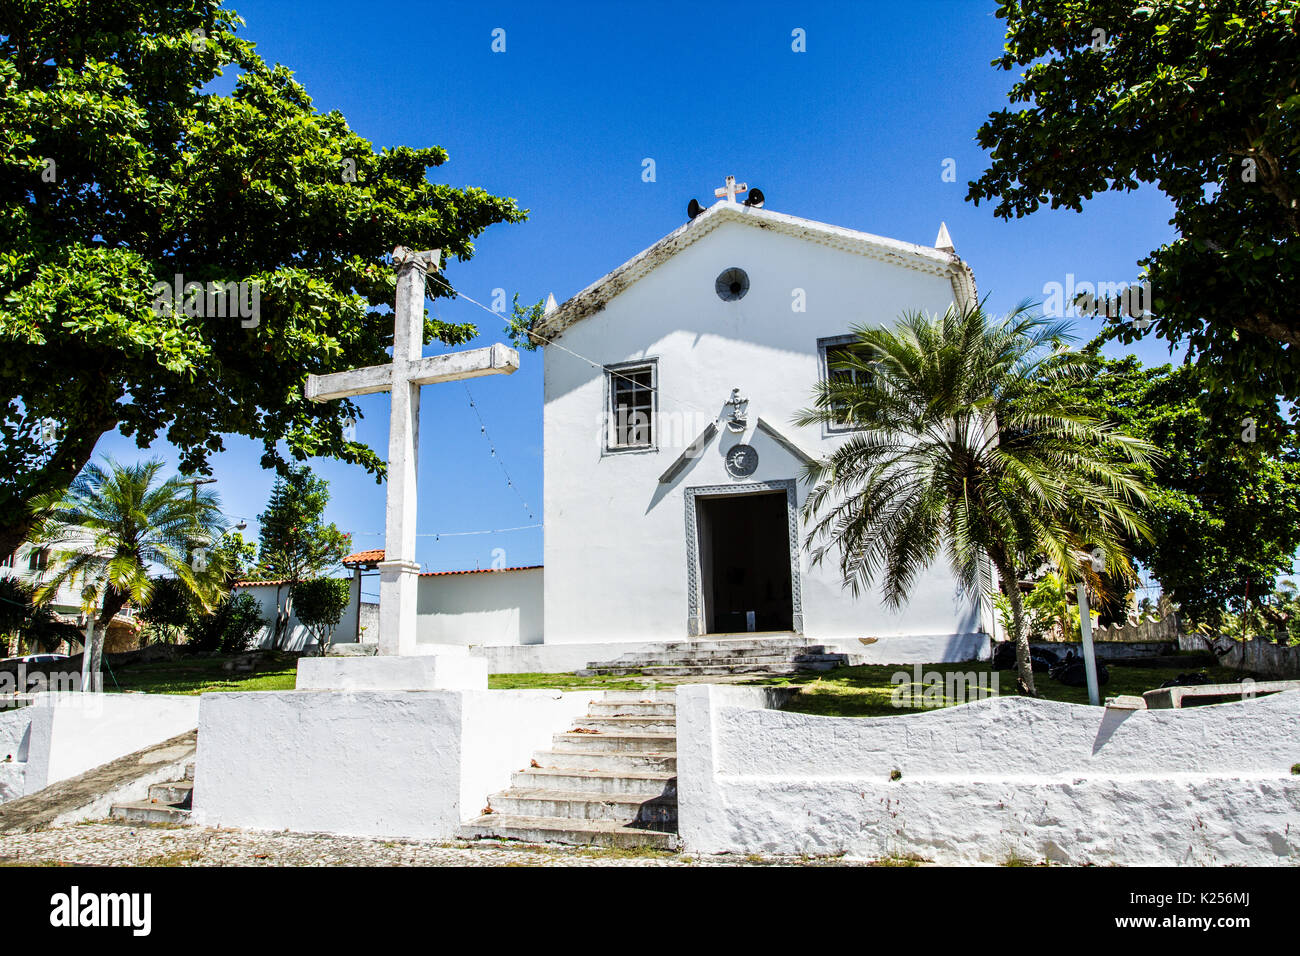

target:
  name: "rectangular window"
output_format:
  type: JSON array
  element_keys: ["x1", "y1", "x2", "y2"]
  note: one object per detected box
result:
[
  {"x1": 606, "y1": 360, "x2": 657, "y2": 450},
  {"x1": 27, "y1": 547, "x2": 49, "y2": 572},
  {"x1": 818, "y1": 335, "x2": 870, "y2": 430},
  {"x1": 0, "y1": 552, "x2": 12, "y2": 568}
]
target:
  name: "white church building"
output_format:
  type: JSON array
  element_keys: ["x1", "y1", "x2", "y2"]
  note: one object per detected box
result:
[{"x1": 344, "y1": 192, "x2": 992, "y2": 670}]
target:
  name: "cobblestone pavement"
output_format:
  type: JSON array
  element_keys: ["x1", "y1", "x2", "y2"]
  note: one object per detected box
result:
[{"x1": 0, "y1": 822, "x2": 872, "y2": 867}]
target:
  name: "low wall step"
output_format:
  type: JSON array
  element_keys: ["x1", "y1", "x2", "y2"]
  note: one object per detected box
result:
[
  {"x1": 582, "y1": 663, "x2": 802, "y2": 677},
  {"x1": 461, "y1": 814, "x2": 677, "y2": 849},
  {"x1": 109, "y1": 801, "x2": 191, "y2": 825}
]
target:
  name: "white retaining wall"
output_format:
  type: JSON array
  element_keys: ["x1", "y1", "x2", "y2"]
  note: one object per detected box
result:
[
  {"x1": 192, "y1": 688, "x2": 597, "y2": 839},
  {"x1": 676, "y1": 685, "x2": 1300, "y2": 864},
  {"x1": 0, "y1": 693, "x2": 199, "y2": 802}
]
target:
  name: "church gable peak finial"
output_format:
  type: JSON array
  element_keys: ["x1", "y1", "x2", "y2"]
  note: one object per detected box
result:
[
  {"x1": 934, "y1": 222, "x2": 955, "y2": 254},
  {"x1": 689, "y1": 177, "x2": 765, "y2": 220}
]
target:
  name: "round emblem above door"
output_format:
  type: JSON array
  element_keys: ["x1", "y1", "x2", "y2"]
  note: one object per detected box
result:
[{"x1": 725, "y1": 444, "x2": 759, "y2": 479}]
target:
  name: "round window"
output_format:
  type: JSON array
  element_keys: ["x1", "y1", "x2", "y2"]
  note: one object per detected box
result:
[{"x1": 715, "y1": 267, "x2": 749, "y2": 301}]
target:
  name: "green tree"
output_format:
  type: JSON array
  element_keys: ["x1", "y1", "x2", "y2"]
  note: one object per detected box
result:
[
  {"x1": 29, "y1": 458, "x2": 226, "y2": 689},
  {"x1": 291, "y1": 577, "x2": 351, "y2": 656},
  {"x1": 138, "y1": 575, "x2": 193, "y2": 644},
  {"x1": 967, "y1": 0, "x2": 1300, "y2": 411},
  {"x1": 255, "y1": 465, "x2": 349, "y2": 648},
  {"x1": 0, "y1": 0, "x2": 526, "y2": 560},
  {"x1": 797, "y1": 302, "x2": 1154, "y2": 695},
  {"x1": 1064, "y1": 354, "x2": 1300, "y2": 629}
]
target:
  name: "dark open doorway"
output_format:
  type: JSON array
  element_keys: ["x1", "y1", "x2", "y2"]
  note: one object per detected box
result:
[{"x1": 695, "y1": 491, "x2": 794, "y2": 634}]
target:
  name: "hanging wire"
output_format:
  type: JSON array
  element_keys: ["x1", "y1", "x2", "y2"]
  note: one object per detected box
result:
[{"x1": 464, "y1": 383, "x2": 535, "y2": 520}]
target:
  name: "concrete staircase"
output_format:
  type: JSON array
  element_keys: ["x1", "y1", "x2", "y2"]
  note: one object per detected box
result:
[
  {"x1": 109, "y1": 762, "x2": 194, "y2": 825},
  {"x1": 577, "y1": 634, "x2": 848, "y2": 678},
  {"x1": 461, "y1": 691, "x2": 679, "y2": 848}
]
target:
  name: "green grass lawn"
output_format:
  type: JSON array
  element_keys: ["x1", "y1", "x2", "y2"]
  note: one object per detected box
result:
[
  {"x1": 103, "y1": 652, "x2": 300, "y2": 695},
  {"x1": 749, "y1": 658, "x2": 1258, "y2": 717},
  {"x1": 99, "y1": 650, "x2": 1258, "y2": 717}
]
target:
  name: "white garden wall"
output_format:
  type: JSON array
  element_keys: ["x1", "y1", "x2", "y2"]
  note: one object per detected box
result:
[
  {"x1": 415, "y1": 567, "x2": 543, "y2": 649},
  {"x1": 676, "y1": 685, "x2": 1300, "y2": 864},
  {"x1": 233, "y1": 576, "x2": 361, "y2": 651},
  {"x1": 192, "y1": 688, "x2": 596, "y2": 839}
]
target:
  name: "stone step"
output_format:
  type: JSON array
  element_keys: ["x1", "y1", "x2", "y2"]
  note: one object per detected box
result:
[
  {"x1": 552, "y1": 731, "x2": 676, "y2": 753},
  {"x1": 511, "y1": 767, "x2": 676, "y2": 796},
  {"x1": 570, "y1": 715, "x2": 676, "y2": 734},
  {"x1": 598, "y1": 690, "x2": 678, "y2": 704},
  {"x1": 461, "y1": 814, "x2": 677, "y2": 849},
  {"x1": 586, "y1": 663, "x2": 802, "y2": 677},
  {"x1": 587, "y1": 701, "x2": 677, "y2": 717},
  {"x1": 597, "y1": 652, "x2": 808, "y2": 667},
  {"x1": 487, "y1": 788, "x2": 677, "y2": 825},
  {"x1": 147, "y1": 781, "x2": 193, "y2": 807},
  {"x1": 534, "y1": 748, "x2": 677, "y2": 773},
  {"x1": 603, "y1": 646, "x2": 842, "y2": 664},
  {"x1": 109, "y1": 801, "x2": 192, "y2": 825}
]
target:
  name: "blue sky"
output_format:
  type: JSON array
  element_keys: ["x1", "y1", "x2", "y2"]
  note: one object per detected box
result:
[{"x1": 95, "y1": 0, "x2": 1184, "y2": 585}]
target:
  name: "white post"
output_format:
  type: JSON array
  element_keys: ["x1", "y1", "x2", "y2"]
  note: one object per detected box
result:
[
  {"x1": 376, "y1": 251, "x2": 430, "y2": 657},
  {"x1": 1076, "y1": 583, "x2": 1100, "y2": 706}
]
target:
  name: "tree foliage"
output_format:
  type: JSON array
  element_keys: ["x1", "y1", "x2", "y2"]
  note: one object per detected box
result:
[
  {"x1": 290, "y1": 577, "x2": 351, "y2": 654},
  {"x1": 0, "y1": 0, "x2": 527, "y2": 559},
  {"x1": 255, "y1": 465, "x2": 349, "y2": 585},
  {"x1": 28, "y1": 457, "x2": 228, "y2": 684},
  {"x1": 968, "y1": 0, "x2": 1300, "y2": 411},
  {"x1": 797, "y1": 302, "x2": 1154, "y2": 695},
  {"x1": 1066, "y1": 353, "x2": 1300, "y2": 627}
]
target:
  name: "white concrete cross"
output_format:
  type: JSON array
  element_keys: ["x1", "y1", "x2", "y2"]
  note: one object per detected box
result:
[
  {"x1": 714, "y1": 175, "x2": 748, "y2": 203},
  {"x1": 305, "y1": 246, "x2": 519, "y2": 656}
]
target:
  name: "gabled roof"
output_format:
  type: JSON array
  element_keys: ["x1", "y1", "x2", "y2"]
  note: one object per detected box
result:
[{"x1": 531, "y1": 200, "x2": 978, "y2": 342}]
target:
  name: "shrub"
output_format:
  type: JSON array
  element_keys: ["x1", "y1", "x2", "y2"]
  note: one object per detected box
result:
[
  {"x1": 291, "y1": 578, "x2": 351, "y2": 655},
  {"x1": 187, "y1": 593, "x2": 265, "y2": 653},
  {"x1": 138, "y1": 577, "x2": 192, "y2": 643}
]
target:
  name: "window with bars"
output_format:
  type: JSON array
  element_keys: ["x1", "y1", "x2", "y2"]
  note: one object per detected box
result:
[
  {"x1": 818, "y1": 336, "x2": 871, "y2": 429},
  {"x1": 606, "y1": 361, "x2": 656, "y2": 450},
  {"x1": 0, "y1": 552, "x2": 13, "y2": 568}
]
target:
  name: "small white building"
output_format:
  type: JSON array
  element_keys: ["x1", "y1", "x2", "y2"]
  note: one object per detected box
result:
[{"x1": 384, "y1": 195, "x2": 993, "y2": 668}]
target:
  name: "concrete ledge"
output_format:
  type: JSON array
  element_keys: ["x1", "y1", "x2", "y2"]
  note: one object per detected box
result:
[
  {"x1": 296, "y1": 654, "x2": 486, "y2": 691},
  {"x1": 1143, "y1": 680, "x2": 1300, "y2": 709}
]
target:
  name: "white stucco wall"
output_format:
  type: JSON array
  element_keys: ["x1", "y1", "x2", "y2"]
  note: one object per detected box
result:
[
  {"x1": 234, "y1": 576, "x2": 361, "y2": 652},
  {"x1": 192, "y1": 688, "x2": 596, "y2": 839},
  {"x1": 0, "y1": 692, "x2": 199, "y2": 801},
  {"x1": 543, "y1": 217, "x2": 984, "y2": 653},
  {"x1": 676, "y1": 685, "x2": 1300, "y2": 864},
  {"x1": 415, "y1": 568, "x2": 543, "y2": 648}
]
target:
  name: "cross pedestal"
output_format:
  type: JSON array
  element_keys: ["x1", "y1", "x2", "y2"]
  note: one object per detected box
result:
[{"x1": 305, "y1": 247, "x2": 519, "y2": 657}]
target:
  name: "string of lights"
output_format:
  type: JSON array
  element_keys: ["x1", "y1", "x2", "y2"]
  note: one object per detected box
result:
[{"x1": 464, "y1": 383, "x2": 534, "y2": 520}]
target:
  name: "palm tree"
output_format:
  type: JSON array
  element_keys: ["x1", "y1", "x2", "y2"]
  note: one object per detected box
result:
[
  {"x1": 29, "y1": 458, "x2": 227, "y2": 690},
  {"x1": 797, "y1": 301, "x2": 1155, "y2": 696}
]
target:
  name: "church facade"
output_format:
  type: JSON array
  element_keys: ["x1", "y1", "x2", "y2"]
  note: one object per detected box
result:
[{"x1": 533, "y1": 198, "x2": 991, "y2": 659}]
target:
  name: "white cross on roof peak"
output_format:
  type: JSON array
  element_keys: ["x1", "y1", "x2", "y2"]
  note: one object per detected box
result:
[{"x1": 714, "y1": 175, "x2": 748, "y2": 203}]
